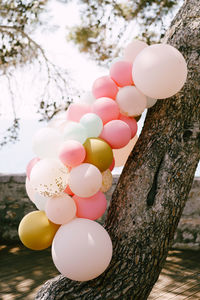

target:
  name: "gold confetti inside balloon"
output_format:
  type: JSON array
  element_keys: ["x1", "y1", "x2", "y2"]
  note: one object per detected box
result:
[
  {"x1": 100, "y1": 169, "x2": 113, "y2": 193},
  {"x1": 18, "y1": 211, "x2": 59, "y2": 250},
  {"x1": 84, "y1": 138, "x2": 113, "y2": 172}
]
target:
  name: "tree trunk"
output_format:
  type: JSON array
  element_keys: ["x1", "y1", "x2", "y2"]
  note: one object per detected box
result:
[{"x1": 36, "y1": 1, "x2": 200, "y2": 299}]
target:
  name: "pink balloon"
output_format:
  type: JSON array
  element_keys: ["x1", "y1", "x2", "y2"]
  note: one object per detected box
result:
[
  {"x1": 92, "y1": 76, "x2": 118, "y2": 99},
  {"x1": 100, "y1": 120, "x2": 131, "y2": 149},
  {"x1": 119, "y1": 114, "x2": 138, "y2": 138},
  {"x1": 92, "y1": 97, "x2": 120, "y2": 125},
  {"x1": 64, "y1": 185, "x2": 74, "y2": 196},
  {"x1": 59, "y1": 140, "x2": 86, "y2": 167},
  {"x1": 66, "y1": 103, "x2": 91, "y2": 122},
  {"x1": 26, "y1": 157, "x2": 40, "y2": 180},
  {"x1": 109, "y1": 157, "x2": 115, "y2": 171},
  {"x1": 123, "y1": 40, "x2": 148, "y2": 63},
  {"x1": 45, "y1": 194, "x2": 77, "y2": 225},
  {"x1": 110, "y1": 60, "x2": 133, "y2": 87},
  {"x1": 73, "y1": 191, "x2": 107, "y2": 220}
]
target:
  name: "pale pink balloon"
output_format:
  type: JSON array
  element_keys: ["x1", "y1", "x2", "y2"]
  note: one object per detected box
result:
[
  {"x1": 100, "y1": 120, "x2": 131, "y2": 149},
  {"x1": 73, "y1": 191, "x2": 107, "y2": 220},
  {"x1": 113, "y1": 135, "x2": 138, "y2": 167},
  {"x1": 116, "y1": 86, "x2": 147, "y2": 116},
  {"x1": 92, "y1": 97, "x2": 120, "y2": 125},
  {"x1": 92, "y1": 76, "x2": 118, "y2": 99},
  {"x1": 66, "y1": 103, "x2": 91, "y2": 122},
  {"x1": 26, "y1": 157, "x2": 40, "y2": 180},
  {"x1": 110, "y1": 60, "x2": 133, "y2": 87},
  {"x1": 45, "y1": 194, "x2": 76, "y2": 225},
  {"x1": 68, "y1": 163, "x2": 102, "y2": 198},
  {"x1": 59, "y1": 140, "x2": 86, "y2": 167},
  {"x1": 132, "y1": 44, "x2": 187, "y2": 99},
  {"x1": 124, "y1": 40, "x2": 148, "y2": 63},
  {"x1": 52, "y1": 218, "x2": 113, "y2": 281},
  {"x1": 25, "y1": 177, "x2": 35, "y2": 200},
  {"x1": 64, "y1": 185, "x2": 74, "y2": 196},
  {"x1": 119, "y1": 114, "x2": 137, "y2": 138}
]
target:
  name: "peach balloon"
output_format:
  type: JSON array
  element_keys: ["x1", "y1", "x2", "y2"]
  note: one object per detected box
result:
[
  {"x1": 119, "y1": 114, "x2": 137, "y2": 138},
  {"x1": 92, "y1": 97, "x2": 120, "y2": 125},
  {"x1": 110, "y1": 60, "x2": 133, "y2": 87},
  {"x1": 66, "y1": 103, "x2": 91, "y2": 122},
  {"x1": 68, "y1": 163, "x2": 102, "y2": 198},
  {"x1": 132, "y1": 44, "x2": 187, "y2": 99},
  {"x1": 116, "y1": 86, "x2": 147, "y2": 116},
  {"x1": 124, "y1": 40, "x2": 148, "y2": 63},
  {"x1": 45, "y1": 194, "x2": 77, "y2": 225},
  {"x1": 59, "y1": 140, "x2": 86, "y2": 167},
  {"x1": 26, "y1": 157, "x2": 40, "y2": 180},
  {"x1": 52, "y1": 218, "x2": 113, "y2": 281},
  {"x1": 100, "y1": 169, "x2": 113, "y2": 193},
  {"x1": 92, "y1": 76, "x2": 118, "y2": 99},
  {"x1": 73, "y1": 191, "x2": 107, "y2": 220},
  {"x1": 113, "y1": 136, "x2": 138, "y2": 167},
  {"x1": 100, "y1": 120, "x2": 131, "y2": 149}
]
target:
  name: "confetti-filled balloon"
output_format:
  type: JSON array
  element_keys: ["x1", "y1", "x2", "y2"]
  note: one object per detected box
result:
[
  {"x1": 30, "y1": 158, "x2": 68, "y2": 197},
  {"x1": 18, "y1": 211, "x2": 59, "y2": 250},
  {"x1": 63, "y1": 122, "x2": 87, "y2": 144},
  {"x1": 92, "y1": 76, "x2": 118, "y2": 99},
  {"x1": 68, "y1": 163, "x2": 102, "y2": 198},
  {"x1": 132, "y1": 44, "x2": 187, "y2": 99},
  {"x1": 73, "y1": 191, "x2": 107, "y2": 220},
  {"x1": 59, "y1": 140, "x2": 86, "y2": 167},
  {"x1": 124, "y1": 40, "x2": 148, "y2": 63},
  {"x1": 45, "y1": 194, "x2": 76, "y2": 225},
  {"x1": 80, "y1": 113, "x2": 103, "y2": 138},
  {"x1": 100, "y1": 120, "x2": 131, "y2": 149},
  {"x1": 116, "y1": 86, "x2": 147, "y2": 117},
  {"x1": 113, "y1": 136, "x2": 138, "y2": 167},
  {"x1": 32, "y1": 127, "x2": 63, "y2": 159},
  {"x1": 110, "y1": 60, "x2": 133, "y2": 87},
  {"x1": 84, "y1": 138, "x2": 113, "y2": 172},
  {"x1": 66, "y1": 103, "x2": 91, "y2": 122},
  {"x1": 100, "y1": 169, "x2": 113, "y2": 193},
  {"x1": 52, "y1": 218, "x2": 112, "y2": 281},
  {"x1": 92, "y1": 97, "x2": 120, "y2": 125}
]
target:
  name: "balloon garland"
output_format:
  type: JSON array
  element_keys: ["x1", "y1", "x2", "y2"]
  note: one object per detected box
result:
[{"x1": 18, "y1": 41, "x2": 187, "y2": 282}]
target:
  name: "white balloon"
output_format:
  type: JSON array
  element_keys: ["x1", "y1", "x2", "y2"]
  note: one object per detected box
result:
[
  {"x1": 146, "y1": 97, "x2": 157, "y2": 108},
  {"x1": 25, "y1": 177, "x2": 49, "y2": 210},
  {"x1": 124, "y1": 40, "x2": 148, "y2": 63},
  {"x1": 63, "y1": 122, "x2": 87, "y2": 144},
  {"x1": 68, "y1": 163, "x2": 102, "y2": 198},
  {"x1": 52, "y1": 218, "x2": 113, "y2": 281},
  {"x1": 132, "y1": 44, "x2": 187, "y2": 99},
  {"x1": 116, "y1": 86, "x2": 147, "y2": 116},
  {"x1": 30, "y1": 158, "x2": 69, "y2": 197},
  {"x1": 25, "y1": 177, "x2": 35, "y2": 200},
  {"x1": 32, "y1": 127, "x2": 63, "y2": 159},
  {"x1": 80, "y1": 91, "x2": 96, "y2": 106}
]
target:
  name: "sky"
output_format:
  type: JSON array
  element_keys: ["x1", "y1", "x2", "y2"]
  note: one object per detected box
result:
[{"x1": 0, "y1": 0, "x2": 199, "y2": 176}]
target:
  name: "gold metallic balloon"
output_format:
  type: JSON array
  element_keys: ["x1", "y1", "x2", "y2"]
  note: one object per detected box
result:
[
  {"x1": 18, "y1": 211, "x2": 59, "y2": 250},
  {"x1": 84, "y1": 138, "x2": 113, "y2": 172},
  {"x1": 100, "y1": 169, "x2": 113, "y2": 193}
]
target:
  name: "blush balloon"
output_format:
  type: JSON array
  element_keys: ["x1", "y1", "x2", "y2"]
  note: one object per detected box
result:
[
  {"x1": 92, "y1": 76, "x2": 118, "y2": 99},
  {"x1": 92, "y1": 97, "x2": 120, "y2": 125},
  {"x1": 100, "y1": 120, "x2": 131, "y2": 149},
  {"x1": 66, "y1": 103, "x2": 91, "y2": 122},
  {"x1": 124, "y1": 40, "x2": 148, "y2": 63},
  {"x1": 132, "y1": 44, "x2": 187, "y2": 99},
  {"x1": 73, "y1": 191, "x2": 107, "y2": 220},
  {"x1": 45, "y1": 194, "x2": 77, "y2": 225},
  {"x1": 116, "y1": 86, "x2": 147, "y2": 116},
  {"x1": 59, "y1": 140, "x2": 86, "y2": 167},
  {"x1": 52, "y1": 218, "x2": 113, "y2": 281},
  {"x1": 110, "y1": 60, "x2": 133, "y2": 87},
  {"x1": 26, "y1": 157, "x2": 40, "y2": 180},
  {"x1": 119, "y1": 114, "x2": 137, "y2": 138}
]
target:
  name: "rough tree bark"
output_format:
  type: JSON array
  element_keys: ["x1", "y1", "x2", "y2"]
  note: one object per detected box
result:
[{"x1": 36, "y1": 0, "x2": 200, "y2": 299}]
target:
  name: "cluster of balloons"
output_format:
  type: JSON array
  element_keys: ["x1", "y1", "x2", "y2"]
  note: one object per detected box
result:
[{"x1": 18, "y1": 40, "x2": 187, "y2": 282}]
